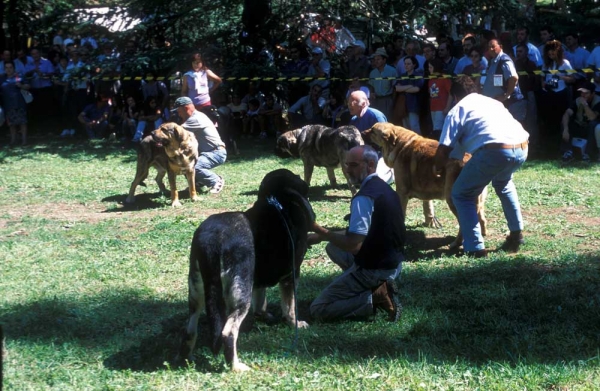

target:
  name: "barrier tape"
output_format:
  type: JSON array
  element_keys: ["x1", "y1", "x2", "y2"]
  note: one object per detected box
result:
[{"x1": 20, "y1": 68, "x2": 600, "y2": 82}]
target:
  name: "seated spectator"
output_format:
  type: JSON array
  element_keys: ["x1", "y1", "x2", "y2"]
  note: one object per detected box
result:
[
  {"x1": 288, "y1": 84, "x2": 326, "y2": 128},
  {"x1": 14, "y1": 48, "x2": 34, "y2": 75},
  {"x1": 133, "y1": 97, "x2": 164, "y2": 142},
  {"x1": 0, "y1": 50, "x2": 12, "y2": 75},
  {"x1": 241, "y1": 82, "x2": 264, "y2": 107},
  {"x1": 78, "y1": 95, "x2": 112, "y2": 139},
  {"x1": 226, "y1": 93, "x2": 247, "y2": 135},
  {"x1": 322, "y1": 91, "x2": 348, "y2": 128},
  {"x1": 243, "y1": 98, "x2": 261, "y2": 137},
  {"x1": 141, "y1": 72, "x2": 170, "y2": 118},
  {"x1": 25, "y1": 48, "x2": 55, "y2": 120},
  {"x1": 258, "y1": 94, "x2": 284, "y2": 138},
  {"x1": 560, "y1": 81, "x2": 600, "y2": 162},
  {"x1": 121, "y1": 95, "x2": 139, "y2": 141}
]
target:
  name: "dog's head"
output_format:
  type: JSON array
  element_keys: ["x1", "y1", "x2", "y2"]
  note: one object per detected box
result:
[
  {"x1": 363, "y1": 122, "x2": 418, "y2": 149},
  {"x1": 274, "y1": 129, "x2": 301, "y2": 158},
  {"x1": 257, "y1": 169, "x2": 315, "y2": 224},
  {"x1": 151, "y1": 122, "x2": 188, "y2": 148}
]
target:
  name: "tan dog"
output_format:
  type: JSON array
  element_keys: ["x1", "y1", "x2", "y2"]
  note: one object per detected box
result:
[
  {"x1": 126, "y1": 122, "x2": 199, "y2": 207},
  {"x1": 364, "y1": 122, "x2": 487, "y2": 249}
]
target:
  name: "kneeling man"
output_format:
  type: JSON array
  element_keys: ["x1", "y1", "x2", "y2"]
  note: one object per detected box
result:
[{"x1": 309, "y1": 145, "x2": 405, "y2": 321}]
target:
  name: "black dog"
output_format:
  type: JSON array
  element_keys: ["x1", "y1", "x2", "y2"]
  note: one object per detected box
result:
[{"x1": 181, "y1": 169, "x2": 315, "y2": 371}]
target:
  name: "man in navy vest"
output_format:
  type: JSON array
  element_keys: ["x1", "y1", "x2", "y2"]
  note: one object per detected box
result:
[{"x1": 309, "y1": 145, "x2": 405, "y2": 322}]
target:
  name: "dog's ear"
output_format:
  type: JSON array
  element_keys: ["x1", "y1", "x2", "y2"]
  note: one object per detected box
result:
[{"x1": 282, "y1": 186, "x2": 316, "y2": 224}]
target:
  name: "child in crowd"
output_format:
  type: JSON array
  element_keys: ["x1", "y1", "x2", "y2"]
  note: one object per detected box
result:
[
  {"x1": 427, "y1": 58, "x2": 453, "y2": 139},
  {"x1": 133, "y1": 97, "x2": 163, "y2": 142}
]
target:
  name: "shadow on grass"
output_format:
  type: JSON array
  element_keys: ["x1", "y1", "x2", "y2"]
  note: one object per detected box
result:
[{"x1": 2, "y1": 254, "x2": 599, "y2": 372}]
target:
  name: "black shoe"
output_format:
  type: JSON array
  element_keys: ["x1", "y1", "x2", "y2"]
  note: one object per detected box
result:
[
  {"x1": 501, "y1": 231, "x2": 524, "y2": 253},
  {"x1": 465, "y1": 249, "x2": 488, "y2": 258}
]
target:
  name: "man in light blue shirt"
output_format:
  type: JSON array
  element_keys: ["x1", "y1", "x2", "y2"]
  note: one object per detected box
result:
[
  {"x1": 564, "y1": 32, "x2": 590, "y2": 70},
  {"x1": 434, "y1": 76, "x2": 529, "y2": 257},
  {"x1": 368, "y1": 47, "x2": 396, "y2": 119},
  {"x1": 512, "y1": 27, "x2": 543, "y2": 67}
]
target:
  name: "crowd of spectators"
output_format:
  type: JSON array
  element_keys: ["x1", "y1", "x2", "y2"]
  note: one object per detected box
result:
[{"x1": 3, "y1": 20, "x2": 600, "y2": 163}]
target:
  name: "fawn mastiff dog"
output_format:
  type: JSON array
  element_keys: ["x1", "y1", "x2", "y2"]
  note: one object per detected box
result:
[
  {"x1": 364, "y1": 122, "x2": 487, "y2": 249},
  {"x1": 181, "y1": 169, "x2": 315, "y2": 372},
  {"x1": 125, "y1": 123, "x2": 199, "y2": 207},
  {"x1": 275, "y1": 124, "x2": 364, "y2": 194}
]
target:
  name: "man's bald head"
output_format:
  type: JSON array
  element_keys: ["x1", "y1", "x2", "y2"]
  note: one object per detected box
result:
[{"x1": 348, "y1": 90, "x2": 369, "y2": 116}]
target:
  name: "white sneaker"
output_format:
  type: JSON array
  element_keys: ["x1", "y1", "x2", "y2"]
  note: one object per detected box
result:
[{"x1": 60, "y1": 129, "x2": 70, "y2": 137}]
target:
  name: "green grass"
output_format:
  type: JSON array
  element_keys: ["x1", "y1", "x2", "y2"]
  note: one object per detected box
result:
[{"x1": 1, "y1": 138, "x2": 600, "y2": 390}]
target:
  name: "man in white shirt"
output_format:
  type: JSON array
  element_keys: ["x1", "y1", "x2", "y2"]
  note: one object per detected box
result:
[{"x1": 434, "y1": 76, "x2": 529, "y2": 257}]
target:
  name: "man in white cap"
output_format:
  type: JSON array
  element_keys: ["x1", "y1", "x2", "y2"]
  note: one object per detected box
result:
[
  {"x1": 173, "y1": 96, "x2": 226, "y2": 193},
  {"x1": 307, "y1": 46, "x2": 331, "y2": 97},
  {"x1": 368, "y1": 47, "x2": 396, "y2": 120}
]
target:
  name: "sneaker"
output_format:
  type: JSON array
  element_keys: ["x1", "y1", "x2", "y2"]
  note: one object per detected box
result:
[
  {"x1": 209, "y1": 176, "x2": 225, "y2": 194},
  {"x1": 562, "y1": 150, "x2": 574, "y2": 163},
  {"x1": 372, "y1": 278, "x2": 402, "y2": 322},
  {"x1": 500, "y1": 231, "x2": 524, "y2": 253},
  {"x1": 69, "y1": 129, "x2": 76, "y2": 136},
  {"x1": 60, "y1": 129, "x2": 70, "y2": 137},
  {"x1": 582, "y1": 153, "x2": 590, "y2": 162}
]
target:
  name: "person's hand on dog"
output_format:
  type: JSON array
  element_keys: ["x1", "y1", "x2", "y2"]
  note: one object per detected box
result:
[
  {"x1": 308, "y1": 221, "x2": 328, "y2": 246},
  {"x1": 307, "y1": 233, "x2": 322, "y2": 246}
]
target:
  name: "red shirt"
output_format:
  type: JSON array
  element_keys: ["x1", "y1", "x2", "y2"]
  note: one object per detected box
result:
[{"x1": 429, "y1": 78, "x2": 451, "y2": 112}]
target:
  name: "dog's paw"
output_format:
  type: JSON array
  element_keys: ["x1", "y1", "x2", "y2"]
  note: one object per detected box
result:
[
  {"x1": 190, "y1": 195, "x2": 201, "y2": 202},
  {"x1": 424, "y1": 216, "x2": 443, "y2": 229},
  {"x1": 231, "y1": 361, "x2": 251, "y2": 372},
  {"x1": 171, "y1": 200, "x2": 183, "y2": 208},
  {"x1": 297, "y1": 320, "x2": 309, "y2": 329}
]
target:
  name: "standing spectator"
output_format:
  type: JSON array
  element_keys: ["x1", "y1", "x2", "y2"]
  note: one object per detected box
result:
[
  {"x1": 560, "y1": 81, "x2": 600, "y2": 162},
  {"x1": 422, "y1": 43, "x2": 437, "y2": 77},
  {"x1": 395, "y1": 55, "x2": 424, "y2": 134},
  {"x1": 512, "y1": 27, "x2": 543, "y2": 67},
  {"x1": 539, "y1": 40, "x2": 575, "y2": 154},
  {"x1": 78, "y1": 95, "x2": 112, "y2": 139},
  {"x1": 514, "y1": 43, "x2": 541, "y2": 149},
  {"x1": 0, "y1": 50, "x2": 11, "y2": 75},
  {"x1": 141, "y1": 72, "x2": 170, "y2": 119},
  {"x1": 307, "y1": 46, "x2": 331, "y2": 98},
  {"x1": 181, "y1": 52, "x2": 222, "y2": 110},
  {"x1": 428, "y1": 58, "x2": 453, "y2": 139},
  {"x1": 309, "y1": 145, "x2": 405, "y2": 322},
  {"x1": 437, "y1": 42, "x2": 458, "y2": 75},
  {"x1": 174, "y1": 96, "x2": 226, "y2": 194},
  {"x1": 65, "y1": 48, "x2": 93, "y2": 138},
  {"x1": 1, "y1": 61, "x2": 30, "y2": 145},
  {"x1": 482, "y1": 39, "x2": 526, "y2": 123},
  {"x1": 538, "y1": 25, "x2": 559, "y2": 55},
  {"x1": 14, "y1": 48, "x2": 33, "y2": 75},
  {"x1": 344, "y1": 40, "x2": 370, "y2": 80},
  {"x1": 463, "y1": 47, "x2": 487, "y2": 85},
  {"x1": 395, "y1": 40, "x2": 426, "y2": 74},
  {"x1": 53, "y1": 29, "x2": 64, "y2": 49},
  {"x1": 368, "y1": 47, "x2": 396, "y2": 120},
  {"x1": 455, "y1": 36, "x2": 488, "y2": 75},
  {"x1": 433, "y1": 76, "x2": 529, "y2": 257},
  {"x1": 25, "y1": 48, "x2": 55, "y2": 120},
  {"x1": 564, "y1": 32, "x2": 590, "y2": 71}
]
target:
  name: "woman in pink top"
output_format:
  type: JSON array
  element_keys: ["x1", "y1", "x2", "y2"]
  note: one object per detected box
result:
[{"x1": 181, "y1": 52, "x2": 222, "y2": 110}]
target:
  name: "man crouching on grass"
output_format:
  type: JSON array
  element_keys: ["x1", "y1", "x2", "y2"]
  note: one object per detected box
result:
[
  {"x1": 308, "y1": 145, "x2": 405, "y2": 322},
  {"x1": 433, "y1": 76, "x2": 529, "y2": 258}
]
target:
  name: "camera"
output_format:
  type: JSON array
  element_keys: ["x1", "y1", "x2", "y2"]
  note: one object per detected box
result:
[{"x1": 546, "y1": 76, "x2": 559, "y2": 90}]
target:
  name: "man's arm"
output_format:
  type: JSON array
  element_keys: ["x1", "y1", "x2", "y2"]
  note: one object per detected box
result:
[
  {"x1": 562, "y1": 107, "x2": 574, "y2": 142},
  {"x1": 310, "y1": 221, "x2": 365, "y2": 254}
]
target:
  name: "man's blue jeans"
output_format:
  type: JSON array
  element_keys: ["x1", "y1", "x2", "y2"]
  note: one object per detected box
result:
[
  {"x1": 452, "y1": 146, "x2": 528, "y2": 252},
  {"x1": 195, "y1": 149, "x2": 226, "y2": 188}
]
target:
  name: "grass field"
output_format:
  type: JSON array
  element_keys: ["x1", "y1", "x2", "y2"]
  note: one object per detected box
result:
[{"x1": 1, "y1": 137, "x2": 599, "y2": 390}]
